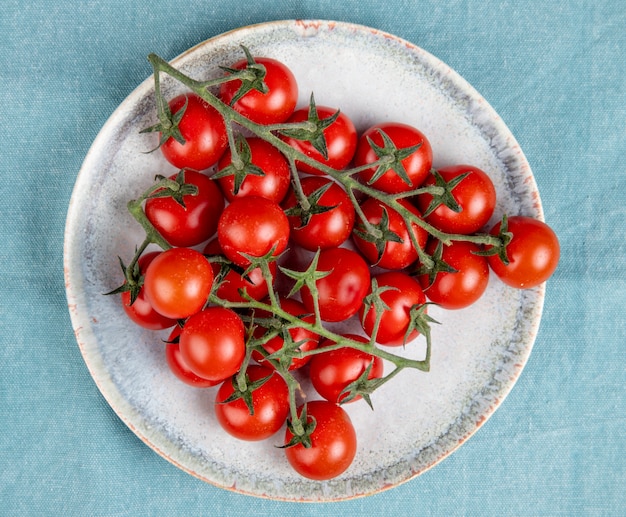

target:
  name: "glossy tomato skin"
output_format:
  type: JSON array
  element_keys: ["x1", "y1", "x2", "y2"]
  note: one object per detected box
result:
[
  {"x1": 214, "y1": 365, "x2": 290, "y2": 441},
  {"x1": 251, "y1": 297, "x2": 319, "y2": 371},
  {"x1": 144, "y1": 170, "x2": 225, "y2": 247},
  {"x1": 165, "y1": 326, "x2": 221, "y2": 388},
  {"x1": 487, "y1": 216, "x2": 560, "y2": 289},
  {"x1": 359, "y1": 271, "x2": 426, "y2": 346},
  {"x1": 121, "y1": 252, "x2": 177, "y2": 330},
  {"x1": 179, "y1": 307, "x2": 246, "y2": 382},
  {"x1": 309, "y1": 334, "x2": 383, "y2": 404},
  {"x1": 352, "y1": 198, "x2": 428, "y2": 269},
  {"x1": 281, "y1": 106, "x2": 357, "y2": 175},
  {"x1": 216, "y1": 137, "x2": 291, "y2": 203},
  {"x1": 160, "y1": 93, "x2": 228, "y2": 170},
  {"x1": 418, "y1": 239, "x2": 490, "y2": 309},
  {"x1": 355, "y1": 122, "x2": 433, "y2": 194},
  {"x1": 416, "y1": 165, "x2": 496, "y2": 235},
  {"x1": 300, "y1": 247, "x2": 371, "y2": 323},
  {"x1": 282, "y1": 176, "x2": 355, "y2": 251},
  {"x1": 284, "y1": 400, "x2": 357, "y2": 480},
  {"x1": 219, "y1": 57, "x2": 298, "y2": 125},
  {"x1": 217, "y1": 196, "x2": 290, "y2": 267},
  {"x1": 143, "y1": 247, "x2": 213, "y2": 320}
]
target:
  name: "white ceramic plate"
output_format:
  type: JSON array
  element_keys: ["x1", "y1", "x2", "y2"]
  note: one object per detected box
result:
[{"x1": 64, "y1": 20, "x2": 545, "y2": 501}]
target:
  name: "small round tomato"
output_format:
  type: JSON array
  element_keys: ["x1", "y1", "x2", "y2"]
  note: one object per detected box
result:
[
  {"x1": 309, "y1": 335, "x2": 383, "y2": 404},
  {"x1": 165, "y1": 326, "x2": 220, "y2": 388},
  {"x1": 251, "y1": 297, "x2": 319, "y2": 371},
  {"x1": 219, "y1": 56, "x2": 298, "y2": 125},
  {"x1": 418, "y1": 239, "x2": 490, "y2": 309},
  {"x1": 487, "y1": 216, "x2": 560, "y2": 289},
  {"x1": 355, "y1": 122, "x2": 433, "y2": 194},
  {"x1": 300, "y1": 247, "x2": 371, "y2": 323},
  {"x1": 359, "y1": 271, "x2": 426, "y2": 346},
  {"x1": 280, "y1": 105, "x2": 357, "y2": 175},
  {"x1": 352, "y1": 197, "x2": 428, "y2": 269},
  {"x1": 217, "y1": 196, "x2": 290, "y2": 267},
  {"x1": 284, "y1": 400, "x2": 357, "y2": 480},
  {"x1": 214, "y1": 365, "x2": 290, "y2": 441},
  {"x1": 215, "y1": 137, "x2": 291, "y2": 203},
  {"x1": 144, "y1": 170, "x2": 225, "y2": 247},
  {"x1": 282, "y1": 176, "x2": 355, "y2": 251},
  {"x1": 179, "y1": 307, "x2": 246, "y2": 382},
  {"x1": 143, "y1": 247, "x2": 213, "y2": 320},
  {"x1": 160, "y1": 93, "x2": 228, "y2": 170},
  {"x1": 416, "y1": 165, "x2": 496, "y2": 235}
]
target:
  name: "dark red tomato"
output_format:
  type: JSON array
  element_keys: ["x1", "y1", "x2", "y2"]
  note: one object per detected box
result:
[
  {"x1": 352, "y1": 197, "x2": 428, "y2": 269},
  {"x1": 309, "y1": 334, "x2": 383, "y2": 404},
  {"x1": 203, "y1": 238, "x2": 276, "y2": 303},
  {"x1": 355, "y1": 122, "x2": 433, "y2": 194},
  {"x1": 359, "y1": 271, "x2": 426, "y2": 346},
  {"x1": 416, "y1": 165, "x2": 497, "y2": 235},
  {"x1": 143, "y1": 247, "x2": 213, "y2": 320},
  {"x1": 418, "y1": 239, "x2": 490, "y2": 309},
  {"x1": 251, "y1": 297, "x2": 319, "y2": 371},
  {"x1": 282, "y1": 176, "x2": 355, "y2": 251},
  {"x1": 487, "y1": 216, "x2": 560, "y2": 289},
  {"x1": 120, "y1": 252, "x2": 177, "y2": 330},
  {"x1": 165, "y1": 326, "x2": 221, "y2": 388},
  {"x1": 215, "y1": 137, "x2": 291, "y2": 203},
  {"x1": 214, "y1": 365, "x2": 290, "y2": 441},
  {"x1": 280, "y1": 106, "x2": 357, "y2": 175},
  {"x1": 219, "y1": 57, "x2": 298, "y2": 125},
  {"x1": 179, "y1": 307, "x2": 246, "y2": 382},
  {"x1": 300, "y1": 247, "x2": 371, "y2": 323},
  {"x1": 144, "y1": 170, "x2": 225, "y2": 247},
  {"x1": 284, "y1": 400, "x2": 357, "y2": 480},
  {"x1": 217, "y1": 196, "x2": 290, "y2": 267},
  {"x1": 160, "y1": 93, "x2": 228, "y2": 170}
]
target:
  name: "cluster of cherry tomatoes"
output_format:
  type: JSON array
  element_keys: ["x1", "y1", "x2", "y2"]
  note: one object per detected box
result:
[{"x1": 113, "y1": 48, "x2": 560, "y2": 481}]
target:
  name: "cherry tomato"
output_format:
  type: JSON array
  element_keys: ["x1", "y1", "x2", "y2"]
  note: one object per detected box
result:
[
  {"x1": 418, "y1": 239, "x2": 489, "y2": 309},
  {"x1": 144, "y1": 170, "x2": 225, "y2": 247},
  {"x1": 143, "y1": 247, "x2": 213, "y2": 320},
  {"x1": 120, "y1": 252, "x2": 177, "y2": 330},
  {"x1": 355, "y1": 122, "x2": 433, "y2": 194},
  {"x1": 352, "y1": 197, "x2": 428, "y2": 269},
  {"x1": 281, "y1": 105, "x2": 357, "y2": 175},
  {"x1": 165, "y1": 326, "x2": 220, "y2": 388},
  {"x1": 309, "y1": 334, "x2": 383, "y2": 404},
  {"x1": 282, "y1": 176, "x2": 355, "y2": 251},
  {"x1": 160, "y1": 93, "x2": 228, "y2": 171},
  {"x1": 217, "y1": 196, "x2": 290, "y2": 267},
  {"x1": 284, "y1": 400, "x2": 357, "y2": 480},
  {"x1": 251, "y1": 297, "x2": 319, "y2": 371},
  {"x1": 487, "y1": 216, "x2": 560, "y2": 289},
  {"x1": 215, "y1": 137, "x2": 291, "y2": 203},
  {"x1": 359, "y1": 271, "x2": 426, "y2": 346},
  {"x1": 416, "y1": 165, "x2": 496, "y2": 235},
  {"x1": 179, "y1": 307, "x2": 246, "y2": 382},
  {"x1": 300, "y1": 247, "x2": 371, "y2": 323},
  {"x1": 214, "y1": 365, "x2": 290, "y2": 441},
  {"x1": 219, "y1": 56, "x2": 298, "y2": 125}
]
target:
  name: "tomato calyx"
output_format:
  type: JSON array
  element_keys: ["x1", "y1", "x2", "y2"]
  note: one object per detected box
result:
[
  {"x1": 281, "y1": 404, "x2": 317, "y2": 449},
  {"x1": 212, "y1": 133, "x2": 266, "y2": 195},
  {"x1": 140, "y1": 91, "x2": 188, "y2": 151},
  {"x1": 364, "y1": 129, "x2": 422, "y2": 187},
  {"x1": 217, "y1": 371, "x2": 273, "y2": 416},
  {"x1": 338, "y1": 361, "x2": 381, "y2": 409},
  {"x1": 404, "y1": 303, "x2": 438, "y2": 361},
  {"x1": 219, "y1": 45, "x2": 269, "y2": 105},
  {"x1": 420, "y1": 168, "x2": 472, "y2": 217},
  {"x1": 353, "y1": 206, "x2": 403, "y2": 264},
  {"x1": 473, "y1": 214, "x2": 514, "y2": 265},
  {"x1": 283, "y1": 181, "x2": 338, "y2": 228},
  {"x1": 147, "y1": 169, "x2": 199, "y2": 208},
  {"x1": 105, "y1": 254, "x2": 144, "y2": 305},
  {"x1": 411, "y1": 240, "x2": 459, "y2": 289}
]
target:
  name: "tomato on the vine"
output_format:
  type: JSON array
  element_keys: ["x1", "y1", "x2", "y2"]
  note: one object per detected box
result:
[
  {"x1": 165, "y1": 326, "x2": 221, "y2": 388},
  {"x1": 159, "y1": 92, "x2": 228, "y2": 171},
  {"x1": 144, "y1": 170, "x2": 225, "y2": 247},
  {"x1": 284, "y1": 400, "x2": 357, "y2": 481},
  {"x1": 214, "y1": 365, "x2": 290, "y2": 441},
  {"x1": 487, "y1": 216, "x2": 560, "y2": 289},
  {"x1": 282, "y1": 176, "x2": 355, "y2": 251},
  {"x1": 143, "y1": 247, "x2": 213, "y2": 320}
]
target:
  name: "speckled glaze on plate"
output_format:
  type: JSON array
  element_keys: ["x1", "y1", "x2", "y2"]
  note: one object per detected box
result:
[{"x1": 64, "y1": 20, "x2": 545, "y2": 501}]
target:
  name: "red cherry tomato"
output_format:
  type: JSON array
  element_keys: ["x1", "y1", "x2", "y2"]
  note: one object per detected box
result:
[{"x1": 165, "y1": 326, "x2": 220, "y2": 388}]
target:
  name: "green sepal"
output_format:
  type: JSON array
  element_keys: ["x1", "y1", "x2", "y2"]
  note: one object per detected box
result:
[
  {"x1": 217, "y1": 371, "x2": 274, "y2": 416},
  {"x1": 365, "y1": 129, "x2": 422, "y2": 186},
  {"x1": 219, "y1": 45, "x2": 268, "y2": 106},
  {"x1": 283, "y1": 181, "x2": 338, "y2": 228},
  {"x1": 472, "y1": 214, "x2": 513, "y2": 265},
  {"x1": 211, "y1": 134, "x2": 266, "y2": 195},
  {"x1": 353, "y1": 206, "x2": 404, "y2": 265},
  {"x1": 279, "y1": 404, "x2": 317, "y2": 449},
  {"x1": 411, "y1": 240, "x2": 458, "y2": 289},
  {"x1": 421, "y1": 168, "x2": 472, "y2": 217}
]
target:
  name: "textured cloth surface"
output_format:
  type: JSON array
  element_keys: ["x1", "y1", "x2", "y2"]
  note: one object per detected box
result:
[{"x1": 1, "y1": 1, "x2": 624, "y2": 515}]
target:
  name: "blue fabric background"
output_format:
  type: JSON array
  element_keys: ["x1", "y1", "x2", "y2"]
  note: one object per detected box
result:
[{"x1": 1, "y1": 1, "x2": 624, "y2": 515}]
